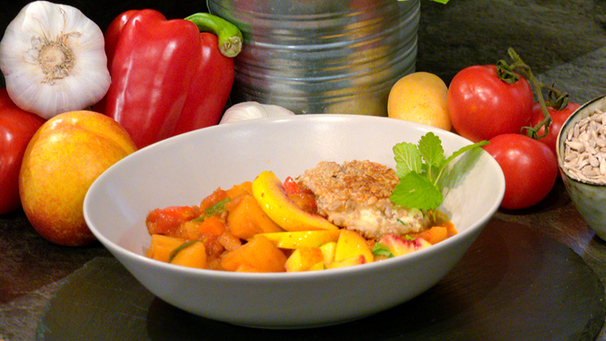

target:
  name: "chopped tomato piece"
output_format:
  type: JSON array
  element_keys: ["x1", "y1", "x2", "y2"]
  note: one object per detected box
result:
[
  {"x1": 283, "y1": 176, "x2": 301, "y2": 194},
  {"x1": 146, "y1": 206, "x2": 197, "y2": 236}
]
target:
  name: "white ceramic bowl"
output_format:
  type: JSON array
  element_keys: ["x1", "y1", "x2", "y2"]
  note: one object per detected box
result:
[
  {"x1": 557, "y1": 95, "x2": 606, "y2": 240},
  {"x1": 83, "y1": 115, "x2": 505, "y2": 329}
]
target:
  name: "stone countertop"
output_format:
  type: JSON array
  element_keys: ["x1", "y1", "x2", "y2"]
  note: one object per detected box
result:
[{"x1": 1, "y1": 0, "x2": 606, "y2": 340}]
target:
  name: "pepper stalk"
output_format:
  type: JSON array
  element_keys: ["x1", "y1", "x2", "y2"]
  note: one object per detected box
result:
[{"x1": 185, "y1": 13, "x2": 243, "y2": 58}]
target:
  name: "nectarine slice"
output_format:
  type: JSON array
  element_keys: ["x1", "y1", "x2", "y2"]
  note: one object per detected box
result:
[
  {"x1": 221, "y1": 235, "x2": 287, "y2": 272},
  {"x1": 252, "y1": 171, "x2": 338, "y2": 231},
  {"x1": 334, "y1": 229, "x2": 374, "y2": 263},
  {"x1": 284, "y1": 247, "x2": 324, "y2": 272},
  {"x1": 378, "y1": 233, "x2": 431, "y2": 257},
  {"x1": 259, "y1": 230, "x2": 340, "y2": 249},
  {"x1": 328, "y1": 255, "x2": 366, "y2": 269}
]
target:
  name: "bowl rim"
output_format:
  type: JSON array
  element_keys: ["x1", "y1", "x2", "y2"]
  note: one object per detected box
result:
[
  {"x1": 84, "y1": 114, "x2": 505, "y2": 280},
  {"x1": 556, "y1": 94, "x2": 606, "y2": 187}
]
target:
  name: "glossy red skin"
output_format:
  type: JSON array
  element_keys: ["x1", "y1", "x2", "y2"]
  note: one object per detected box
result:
[
  {"x1": 483, "y1": 134, "x2": 558, "y2": 210},
  {"x1": 0, "y1": 89, "x2": 46, "y2": 214},
  {"x1": 283, "y1": 176, "x2": 302, "y2": 194},
  {"x1": 448, "y1": 65, "x2": 534, "y2": 142},
  {"x1": 172, "y1": 32, "x2": 234, "y2": 135},
  {"x1": 530, "y1": 101, "x2": 581, "y2": 156},
  {"x1": 97, "y1": 9, "x2": 233, "y2": 149}
]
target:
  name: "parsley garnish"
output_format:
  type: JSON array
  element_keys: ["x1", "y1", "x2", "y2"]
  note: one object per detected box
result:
[
  {"x1": 390, "y1": 132, "x2": 488, "y2": 211},
  {"x1": 372, "y1": 243, "x2": 394, "y2": 258},
  {"x1": 192, "y1": 198, "x2": 230, "y2": 222},
  {"x1": 168, "y1": 240, "x2": 199, "y2": 263}
]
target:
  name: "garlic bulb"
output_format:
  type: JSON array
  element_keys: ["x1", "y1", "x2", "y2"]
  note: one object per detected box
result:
[
  {"x1": 0, "y1": 1, "x2": 111, "y2": 119},
  {"x1": 220, "y1": 101, "x2": 295, "y2": 124}
]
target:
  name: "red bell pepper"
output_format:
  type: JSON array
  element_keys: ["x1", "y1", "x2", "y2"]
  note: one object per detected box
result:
[{"x1": 97, "y1": 10, "x2": 242, "y2": 149}]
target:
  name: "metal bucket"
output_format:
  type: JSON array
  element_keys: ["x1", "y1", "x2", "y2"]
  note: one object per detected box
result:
[{"x1": 208, "y1": 0, "x2": 420, "y2": 116}]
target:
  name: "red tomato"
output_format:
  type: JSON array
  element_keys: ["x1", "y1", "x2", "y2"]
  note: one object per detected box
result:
[
  {"x1": 283, "y1": 176, "x2": 302, "y2": 194},
  {"x1": 483, "y1": 134, "x2": 558, "y2": 210},
  {"x1": 448, "y1": 65, "x2": 534, "y2": 142},
  {"x1": 0, "y1": 88, "x2": 46, "y2": 214},
  {"x1": 530, "y1": 101, "x2": 581, "y2": 156}
]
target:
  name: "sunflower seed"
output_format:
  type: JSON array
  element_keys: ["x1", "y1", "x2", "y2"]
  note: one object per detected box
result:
[{"x1": 562, "y1": 107, "x2": 606, "y2": 184}]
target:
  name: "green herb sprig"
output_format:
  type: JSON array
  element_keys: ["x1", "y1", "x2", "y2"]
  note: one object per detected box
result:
[
  {"x1": 372, "y1": 243, "x2": 394, "y2": 258},
  {"x1": 192, "y1": 198, "x2": 230, "y2": 222},
  {"x1": 390, "y1": 132, "x2": 488, "y2": 211},
  {"x1": 168, "y1": 240, "x2": 199, "y2": 263}
]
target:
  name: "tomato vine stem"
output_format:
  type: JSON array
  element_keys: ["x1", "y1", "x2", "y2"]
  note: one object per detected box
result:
[{"x1": 496, "y1": 47, "x2": 570, "y2": 140}]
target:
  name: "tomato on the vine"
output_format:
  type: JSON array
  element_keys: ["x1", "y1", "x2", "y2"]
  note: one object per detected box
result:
[
  {"x1": 530, "y1": 101, "x2": 581, "y2": 156},
  {"x1": 0, "y1": 88, "x2": 45, "y2": 214},
  {"x1": 483, "y1": 134, "x2": 558, "y2": 210},
  {"x1": 448, "y1": 65, "x2": 534, "y2": 142}
]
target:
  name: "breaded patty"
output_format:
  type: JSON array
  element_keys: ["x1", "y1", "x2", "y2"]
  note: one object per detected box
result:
[{"x1": 297, "y1": 160, "x2": 431, "y2": 240}]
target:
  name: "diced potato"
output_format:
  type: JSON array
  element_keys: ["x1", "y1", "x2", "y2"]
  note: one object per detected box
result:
[
  {"x1": 197, "y1": 215, "x2": 226, "y2": 236},
  {"x1": 218, "y1": 231, "x2": 242, "y2": 251},
  {"x1": 221, "y1": 235, "x2": 287, "y2": 272},
  {"x1": 179, "y1": 220, "x2": 202, "y2": 240},
  {"x1": 225, "y1": 181, "x2": 253, "y2": 198},
  {"x1": 226, "y1": 193, "x2": 283, "y2": 239},
  {"x1": 446, "y1": 222, "x2": 458, "y2": 237},
  {"x1": 416, "y1": 225, "x2": 448, "y2": 245},
  {"x1": 170, "y1": 241, "x2": 207, "y2": 269},
  {"x1": 147, "y1": 234, "x2": 186, "y2": 263},
  {"x1": 234, "y1": 264, "x2": 263, "y2": 272},
  {"x1": 199, "y1": 188, "x2": 228, "y2": 212}
]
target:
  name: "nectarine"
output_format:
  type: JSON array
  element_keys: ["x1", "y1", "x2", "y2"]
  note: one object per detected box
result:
[{"x1": 19, "y1": 111, "x2": 137, "y2": 246}]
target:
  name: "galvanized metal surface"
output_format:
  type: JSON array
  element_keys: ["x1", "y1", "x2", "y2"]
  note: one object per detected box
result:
[{"x1": 208, "y1": 0, "x2": 420, "y2": 116}]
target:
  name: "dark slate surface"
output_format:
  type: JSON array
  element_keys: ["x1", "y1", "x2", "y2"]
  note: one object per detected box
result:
[{"x1": 35, "y1": 217, "x2": 606, "y2": 341}]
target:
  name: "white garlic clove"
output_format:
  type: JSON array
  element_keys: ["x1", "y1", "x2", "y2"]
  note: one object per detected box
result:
[{"x1": 219, "y1": 101, "x2": 295, "y2": 124}]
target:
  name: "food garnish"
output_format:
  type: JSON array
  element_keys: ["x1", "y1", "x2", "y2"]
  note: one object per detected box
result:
[
  {"x1": 193, "y1": 198, "x2": 230, "y2": 222},
  {"x1": 391, "y1": 132, "x2": 488, "y2": 211}
]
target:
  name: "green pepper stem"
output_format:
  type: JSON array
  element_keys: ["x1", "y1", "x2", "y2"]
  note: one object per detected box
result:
[{"x1": 185, "y1": 13, "x2": 243, "y2": 58}]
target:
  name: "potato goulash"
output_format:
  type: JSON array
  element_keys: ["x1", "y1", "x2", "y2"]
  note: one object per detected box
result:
[{"x1": 145, "y1": 160, "x2": 457, "y2": 272}]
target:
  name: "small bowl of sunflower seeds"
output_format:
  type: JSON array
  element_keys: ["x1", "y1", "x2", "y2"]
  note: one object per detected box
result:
[{"x1": 557, "y1": 94, "x2": 606, "y2": 240}]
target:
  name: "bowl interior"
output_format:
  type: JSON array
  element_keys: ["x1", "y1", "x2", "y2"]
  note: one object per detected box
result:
[{"x1": 85, "y1": 115, "x2": 503, "y2": 259}]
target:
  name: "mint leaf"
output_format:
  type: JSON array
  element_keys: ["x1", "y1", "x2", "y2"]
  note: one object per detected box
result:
[
  {"x1": 418, "y1": 132, "x2": 446, "y2": 181},
  {"x1": 192, "y1": 197, "x2": 230, "y2": 222},
  {"x1": 391, "y1": 132, "x2": 488, "y2": 211},
  {"x1": 393, "y1": 142, "x2": 423, "y2": 178},
  {"x1": 391, "y1": 172, "x2": 443, "y2": 211},
  {"x1": 418, "y1": 132, "x2": 445, "y2": 169},
  {"x1": 444, "y1": 140, "x2": 489, "y2": 165}
]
